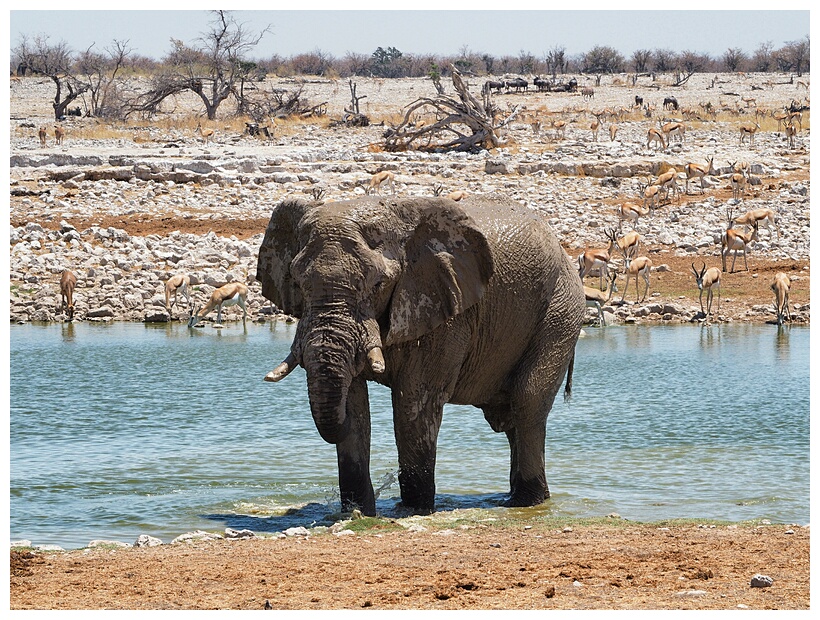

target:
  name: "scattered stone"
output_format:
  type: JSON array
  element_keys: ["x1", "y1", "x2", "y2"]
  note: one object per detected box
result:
[
  {"x1": 750, "y1": 574, "x2": 774, "y2": 588},
  {"x1": 134, "y1": 534, "x2": 163, "y2": 547},
  {"x1": 171, "y1": 530, "x2": 223, "y2": 544},
  {"x1": 283, "y1": 526, "x2": 310, "y2": 537},
  {"x1": 88, "y1": 539, "x2": 130, "y2": 549},
  {"x1": 224, "y1": 528, "x2": 257, "y2": 540}
]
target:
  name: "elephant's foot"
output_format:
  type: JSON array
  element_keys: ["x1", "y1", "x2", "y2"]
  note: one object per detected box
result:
[
  {"x1": 341, "y1": 488, "x2": 376, "y2": 517},
  {"x1": 505, "y1": 475, "x2": 549, "y2": 507},
  {"x1": 397, "y1": 471, "x2": 436, "y2": 515}
]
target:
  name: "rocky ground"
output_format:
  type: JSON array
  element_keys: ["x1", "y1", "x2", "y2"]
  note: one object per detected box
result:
[
  {"x1": 10, "y1": 518, "x2": 810, "y2": 610},
  {"x1": 8, "y1": 72, "x2": 810, "y2": 326},
  {"x1": 8, "y1": 72, "x2": 811, "y2": 610}
]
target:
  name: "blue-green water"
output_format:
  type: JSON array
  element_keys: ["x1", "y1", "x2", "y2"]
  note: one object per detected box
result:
[{"x1": 9, "y1": 321, "x2": 810, "y2": 549}]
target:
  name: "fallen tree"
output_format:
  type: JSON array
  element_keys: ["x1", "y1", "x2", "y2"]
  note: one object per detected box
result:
[{"x1": 382, "y1": 65, "x2": 518, "y2": 152}]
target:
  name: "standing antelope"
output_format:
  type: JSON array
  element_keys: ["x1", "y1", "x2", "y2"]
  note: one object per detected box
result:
[
  {"x1": 730, "y1": 170, "x2": 747, "y2": 202},
  {"x1": 164, "y1": 273, "x2": 192, "y2": 319},
  {"x1": 738, "y1": 122, "x2": 759, "y2": 146},
  {"x1": 584, "y1": 267, "x2": 618, "y2": 326},
  {"x1": 589, "y1": 119, "x2": 600, "y2": 142},
  {"x1": 732, "y1": 208, "x2": 778, "y2": 241},
  {"x1": 60, "y1": 270, "x2": 77, "y2": 321},
  {"x1": 646, "y1": 127, "x2": 666, "y2": 150},
  {"x1": 188, "y1": 282, "x2": 248, "y2": 328},
  {"x1": 578, "y1": 248, "x2": 611, "y2": 291},
  {"x1": 38, "y1": 125, "x2": 47, "y2": 146},
  {"x1": 661, "y1": 121, "x2": 686, "y2": 145},
  {"x1": 771, "y1": 272, "x2": 792, "y2": 326},
  {"x1": 642, "y1": 183, "x2": 661, "y2": 211},
  {"x1": 692, "y1": 261, "x2": 722, "y2": 318},
  {"x1": 54, "y1": 125, "x2": 65, "y2": 145},
  {"x1": 721, "y1": 214, "x2": 759, "y2": 273},
  {"x1": 365, "y1": 171, "x2": 396, "y2": 196},
  {"x1": 684, "y1": 156, "x2": 715, "y2": 194},
  {"x1": 785, "y1": 122, "x2": 797, "y2": 149},
  {"x1": 608, "y1": 124, "x2": 618, "y2": 141},
  {"x1": 606, "y1": 226, "x2": 641, "y2": 261},
  {"x1": 616, "y1": 202, "x2": 649, "y2": 228},
  {"x1": 656, "y1": 167, "x2": 679, "y2": 203},
  {"x1": 621, "y1": 255, "x2": 653, "y2": 303},
  {"x1": 195, "y1": 121, "x2": 214, "y2": 144}
]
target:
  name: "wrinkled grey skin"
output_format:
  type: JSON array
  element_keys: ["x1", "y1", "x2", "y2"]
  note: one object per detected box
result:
[{"x1": 256, "y1": 195, "x2": 585, "y2": 515}]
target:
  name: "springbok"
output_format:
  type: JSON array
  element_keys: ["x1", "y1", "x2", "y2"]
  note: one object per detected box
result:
[
  {"x1": 584, "y1": 267, "x2": 618, "y2": 326},
  {"x1": 739, "y1": 122, "x2": 759, "y2": 146},
  {"x1": 164, "y1": 273, "x2": 192, "y2": 319},
  {"x1": 646, "y1": 127, "x2": 666, "y2": 150},
  {"x1": 621, "y1": 255, "x2": 653, "y2": 303},
  {"x1": 195, "y1": 121, "x2": 214, "y2": 144},
  {"x1": 732, "y1": 208, "x2": 778, "y2": 241},
  {"x1": 446, "y1": 190, "x2": 468, "y2": 201},
  {"x1": 771, "y1": 272, "x2": 792, "y2": 326},
  {"x1": 38, "y1": 126, "x2": 47, "y2": 146},
  {"x1": 684, "y1": 156, "x2": 715, "y2": 194},
  {"x1": 692, "y1": 261, "x2": 721, "y2": 318},
  {"x1": 365, "y1": 171, "x2": 396, "y2": 196},
  {"x1": 721, "y1": 211, "x2": 759, "y2": 273},
  {"x1": 60, "y1": 270, "x2": 77, "y2": 321},
  {"x1": 188, "y1": 282, "x2": 248, "y2": 328}
]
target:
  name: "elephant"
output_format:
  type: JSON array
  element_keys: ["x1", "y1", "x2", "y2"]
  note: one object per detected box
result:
[{"x1": 256, "y1": 194, "x2": 585, "y2": 516}]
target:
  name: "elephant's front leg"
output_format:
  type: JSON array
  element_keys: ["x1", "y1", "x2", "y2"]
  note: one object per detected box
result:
[
  {"x1": 336, "y1": 377, "x2": 376, "y2": 515},
  {"x1": 392, "y1": 390, "x2": 445, "y2": 514}
]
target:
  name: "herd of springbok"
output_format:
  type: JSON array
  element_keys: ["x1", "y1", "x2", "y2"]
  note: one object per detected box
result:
[
  {"x1": 559, "y1": 95, "x2": 803, "y2": 326},
  {"x1": 45, "y1": 79, "x2": 804, "y2": 329}
]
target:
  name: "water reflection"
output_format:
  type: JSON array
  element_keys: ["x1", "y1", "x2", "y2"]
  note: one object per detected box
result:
[
  {"x1": 775, "y1": 324, "x2": 791, "y2": 361},
  {"x1": 698, "y1": 323, "x2": 722, "y2": 348},
  {"x1": 60, "y1": 321, "x2": 76, "y2": 342}
]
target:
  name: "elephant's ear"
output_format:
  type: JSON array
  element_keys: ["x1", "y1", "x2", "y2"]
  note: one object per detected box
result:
[
  {"x1": 256, "y1": 198, "x2": 312, "y2": 317},
  {"x1": 386, "y1": 201, "x2": 494, "y2": 346}
]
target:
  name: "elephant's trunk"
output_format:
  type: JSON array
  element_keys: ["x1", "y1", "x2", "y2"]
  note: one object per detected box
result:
[{"x1": 301, "y1": 313, "x2": 362, "y2": 444}]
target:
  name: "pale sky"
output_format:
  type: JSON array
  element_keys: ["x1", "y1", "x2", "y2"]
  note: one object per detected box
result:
[{"x1": 7, "y1": 4, "x2": 812, "y2": 62}]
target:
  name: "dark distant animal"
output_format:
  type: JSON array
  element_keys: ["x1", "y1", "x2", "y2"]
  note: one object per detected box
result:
[
  {"x1": 567, "y1": 78, "x2": 578, "y2": 92},
  {"x1": 505, "y1": 77, "x2": 528, "y2": 93},
  {"x1": 634, "y1": 95, "x2": 643, "y2": 107},
  {"x1": 482, "y1": 80, "x2": 505, "y2": 95},
  {"x1": 533, "y1": 76, "x2": 550, "y2": 92},
  {"x1": 663, "y1": 96, "x2": 678, "y2": 110}
]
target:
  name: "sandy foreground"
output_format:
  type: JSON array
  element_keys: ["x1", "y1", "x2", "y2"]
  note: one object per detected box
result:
[{"x1": 10, "y1": 518, "x2": 810, "y2": 610}]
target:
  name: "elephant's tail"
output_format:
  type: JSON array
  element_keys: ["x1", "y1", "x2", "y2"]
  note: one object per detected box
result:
[{"x1": 563, "y1": 353, "x2": 575, "y2": 402}]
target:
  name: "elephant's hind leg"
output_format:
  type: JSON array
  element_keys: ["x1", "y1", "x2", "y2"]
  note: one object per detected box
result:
[{"x1": 504, "y1": 424, "x2": 548, "y2": 506}]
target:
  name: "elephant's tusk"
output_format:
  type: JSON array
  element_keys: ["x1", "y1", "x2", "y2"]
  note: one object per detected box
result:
[
  {"x1": 367, "y1": 347, "x2": 386, "y2": 374},
  {"x1": 264, "y1": 352, "x2": 297, "y2": 382}
]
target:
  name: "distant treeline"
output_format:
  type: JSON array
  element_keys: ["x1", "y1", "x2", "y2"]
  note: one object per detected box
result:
[{"x1": 11, "y1": 39, "x2": 810, "y2": 80}]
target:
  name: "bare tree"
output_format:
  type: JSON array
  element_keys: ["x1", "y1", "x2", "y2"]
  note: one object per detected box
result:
[
  {"x1": 631, "y1": 49, "x2": 652, "y2": 73},
  {"x1": 752, "y1": 41, "x2": 774, "y2": 72},
  {"x1": 722, "y1": 47, "x2": 747, "y2": 72},
  {"x1": 76, "y1": 40, "x2": 133, "y2": 118},
  {"x1": 132, "y1": 10, "x2": 269, "y2": 120},
  {"x1": 544, "y1": 46, "x2": 567, "y2": 78},
  {"x1": 13, "y1": 34, "x2": 89, "y2": 120},
  {"x1": 383, "y1": 65, "x2": 513, "y2": 153},
  {"x1": 778, "y1": 36, "x2": 810, "y2": 76}
]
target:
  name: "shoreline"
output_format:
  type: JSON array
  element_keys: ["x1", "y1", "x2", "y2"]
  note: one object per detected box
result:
[{"x1": 11, "y1": 515, "x2": 810, "y2": 610}]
